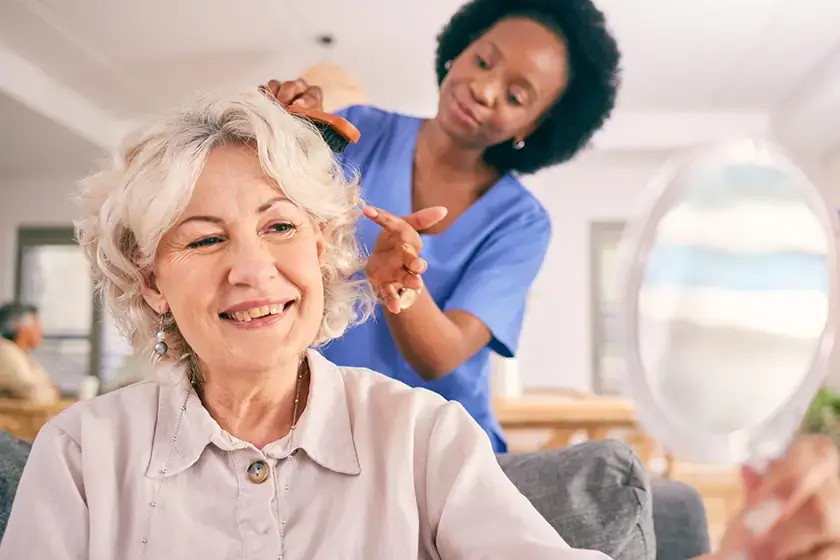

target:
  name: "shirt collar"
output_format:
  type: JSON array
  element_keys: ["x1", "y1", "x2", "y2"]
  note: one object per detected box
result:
[
  {"x1": 146, "y1": 349, "x2": 360, "y2": 479},
  {"x1": 290, "y1": 349, "x2": 361, "y2": 475}
]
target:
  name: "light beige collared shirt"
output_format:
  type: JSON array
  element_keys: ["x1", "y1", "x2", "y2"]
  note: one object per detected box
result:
[{"x1": 0, "y1": 350, "x2": 608, "y2": 560}]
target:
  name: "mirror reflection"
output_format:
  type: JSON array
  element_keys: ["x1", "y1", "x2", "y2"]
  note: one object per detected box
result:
[{"x1": 636, "y1": 160, "x2": 830, "y2": 435}]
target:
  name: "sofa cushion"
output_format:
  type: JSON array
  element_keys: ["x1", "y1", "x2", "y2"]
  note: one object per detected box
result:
[
  {"x1": 0, "y1": 431, "x2": 29, "y2": 538},
  {"x1": 651, "y1": 477, "x2": 710, "y2": 560},
  {"x1": 497, "y1": 439, "x2": 655, "y2": 560}
]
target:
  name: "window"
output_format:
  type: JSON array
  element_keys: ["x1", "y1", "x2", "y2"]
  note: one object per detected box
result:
[
  {"x1": 14, "y1": 227, "x2": 132, "y2": 395},
  {"x1": 590, "y1": 222, "x2": 626, "y2": 395},
  {"x1": 15, "y1": 228, "x2": 99, "y2": 394}
]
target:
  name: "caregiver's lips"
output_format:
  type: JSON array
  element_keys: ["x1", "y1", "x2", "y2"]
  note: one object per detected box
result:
[{"x1": 448, "y1": 90, "x2": 482, "y2": 129}]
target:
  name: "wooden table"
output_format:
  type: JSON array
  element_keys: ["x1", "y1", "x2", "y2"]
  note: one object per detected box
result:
[
  {"x1": 0, "y1": 398, "x2": 75, "y2": 441},
  {"x1": 495, "y1": 393, "x2": 636, "y2": 426},
  {"x1": 493, "y1": 392, "x2": 674, "y2": 476}
]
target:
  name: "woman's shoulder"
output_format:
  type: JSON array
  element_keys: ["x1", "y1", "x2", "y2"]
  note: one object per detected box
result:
[
  {"x1": 0, "y1": 338, "x2": 30, "y2": 373},
  {"x1": 47, "y1": 380, "x2": 161, "y2": 444},
  {"x1": 334, "y1": 104, "x2": 417, "y2": 127},
  {"x1": 334, "y1": 365, "x2": 468, "y2": 430},
  {"x1": 333, "y1": 365, "x2": 488, "y2": 456},
  {"x1": 496, "y1": 174, "x2": 551, "y2": 224},
  {"x1": 338, "y1": 365, "x2": 446, "y2": 406},
  {"x1": 333, "y1": 104, "x2": 420, "y2": 145}
]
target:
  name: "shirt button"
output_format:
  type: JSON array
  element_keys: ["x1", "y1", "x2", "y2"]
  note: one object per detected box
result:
[{"x1": 247, "y1": 459, "x2": 270, "y2": 484}]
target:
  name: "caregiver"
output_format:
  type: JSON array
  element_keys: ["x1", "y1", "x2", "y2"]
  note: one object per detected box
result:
[{"x1": 263, "y1": 0, "x2": 620, "y2": 453}]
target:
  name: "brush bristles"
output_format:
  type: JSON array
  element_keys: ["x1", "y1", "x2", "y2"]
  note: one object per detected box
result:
[{"x1": 311, "y1": 122, "x2": 351, "y2": 154}]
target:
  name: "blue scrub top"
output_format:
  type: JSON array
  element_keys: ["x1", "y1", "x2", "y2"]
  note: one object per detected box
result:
[{"x1": 321, "y1": 105, "x2": 552, "y2": 453}]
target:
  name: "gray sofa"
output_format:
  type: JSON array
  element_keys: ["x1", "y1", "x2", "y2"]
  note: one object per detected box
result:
[{"x1": 0, "y1": 431, "x2": 708, "y2": 559}]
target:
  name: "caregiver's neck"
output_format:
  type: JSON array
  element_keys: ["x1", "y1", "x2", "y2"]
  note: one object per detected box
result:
[{"x1": 416, "y1": 119, "x2": 499, "y2": 191}]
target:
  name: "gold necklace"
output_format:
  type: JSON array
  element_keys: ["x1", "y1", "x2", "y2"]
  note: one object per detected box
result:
[{"x1": 139, "y1": 360, "x2": 308, "y2": 559}]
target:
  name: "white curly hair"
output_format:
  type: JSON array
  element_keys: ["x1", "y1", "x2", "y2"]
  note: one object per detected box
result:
[{"x1": 75, "y1": 90, "x2": 373, "y2": 364}]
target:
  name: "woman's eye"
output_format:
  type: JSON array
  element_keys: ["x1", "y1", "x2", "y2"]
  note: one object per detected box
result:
[
  {"x1": 269, "y1": 222, "x2": 296, "y2": 234},
  {"x1": 507, "y1": 92, "x2": 523, "y2": 106},
  {"x1": 475, "y1": 55, "x2": 489, "y2": 70},
  {"x1": 187, "y1": 236, "x2": 223, "y2": 249}
]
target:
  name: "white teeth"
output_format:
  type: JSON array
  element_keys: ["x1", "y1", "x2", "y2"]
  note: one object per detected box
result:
[{"x1": 228, "y1": 304, "x2": 286, "y2": 323}]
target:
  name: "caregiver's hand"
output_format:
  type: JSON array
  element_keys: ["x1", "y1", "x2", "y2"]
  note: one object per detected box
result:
[
  {"x1": 363, "y1": 205, "x2": 447, "y2": 314},
  {"x1": 703, "y1": 435, "x2": 840, "y2": 560},
  {"x1": 259, "y1": 78, "x2": 323, "y2": 111}
]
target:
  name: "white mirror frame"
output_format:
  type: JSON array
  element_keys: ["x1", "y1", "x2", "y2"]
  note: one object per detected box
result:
[{"x1": 620, "y1": 138, "x2": 840, "y2": 465}]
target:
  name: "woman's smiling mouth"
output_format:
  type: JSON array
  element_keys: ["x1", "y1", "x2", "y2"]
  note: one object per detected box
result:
[{"x1": 219, "y1": 300, "x2": 295, "y2": 325}]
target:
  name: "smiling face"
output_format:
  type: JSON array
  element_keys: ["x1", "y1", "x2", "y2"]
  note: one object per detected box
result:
[
  {"x1": 141, "y1": 143, "x2": 326, "y2": 374},
  {"x1": 437, "y1": 16, "x2": 570, "y2": 149}
]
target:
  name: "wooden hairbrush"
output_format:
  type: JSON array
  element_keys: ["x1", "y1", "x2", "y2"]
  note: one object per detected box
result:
[{"x1": 286, "y1": 105, "x2": 360, "y2": 154}]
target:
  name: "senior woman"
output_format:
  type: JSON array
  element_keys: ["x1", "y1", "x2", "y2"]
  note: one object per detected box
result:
[{"x1": 1, "y1": 92, "x2": 840, "y2": 560}]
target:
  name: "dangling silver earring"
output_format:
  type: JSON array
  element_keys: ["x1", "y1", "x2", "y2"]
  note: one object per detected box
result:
[
  {"x1": 188, "y1": 362, "x2": 200, "y2": 389},
  {"x1": 444, "y1": 60, "x2": 452, "y2": 71},
  {"x1": 513, "y1": 139, "x2": 525, "y2": 150},
  {"x1": 153, "y1": 314, "x2": 168, "y2": 358}
]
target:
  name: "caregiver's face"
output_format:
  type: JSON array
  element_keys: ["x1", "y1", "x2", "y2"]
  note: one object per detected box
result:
[
  {"x1": 438, "y1": 16, "x2": 570, "y2": 149},
  {"x1": 150, "y1": 143, "x2": 326, "y2": 373}
]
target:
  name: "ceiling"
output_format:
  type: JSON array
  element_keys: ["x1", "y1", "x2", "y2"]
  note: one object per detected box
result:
[
  {"x1": 0, "y1": 92, "x2": 105, "y2": 176},
  {"x1": 1, "y1": 0, "x2": 839, "y2": 175}
]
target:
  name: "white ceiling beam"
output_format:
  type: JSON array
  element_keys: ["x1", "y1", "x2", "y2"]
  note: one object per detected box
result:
[
  {"x1": 591, "y1": 111, "x2": 771, "y2": 152},
  {"x1": 0, "y1": 45, "x2": 127, "y2": 149},
  {"x1": 772, "y1": 43, "x2": 840, "y2": 159}
]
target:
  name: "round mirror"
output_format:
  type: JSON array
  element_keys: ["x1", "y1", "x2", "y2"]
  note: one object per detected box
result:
[{"x1": 621, "y1": 139, "x2": 839, "y2": 465}]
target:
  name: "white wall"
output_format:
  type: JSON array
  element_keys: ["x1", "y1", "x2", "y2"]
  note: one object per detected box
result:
[
  {"x1": 0, "y1": 175, "x2": 81, "y2": 300},
  {"x1": 515, "y1": 150, "x2": 673, "y2": 390}
]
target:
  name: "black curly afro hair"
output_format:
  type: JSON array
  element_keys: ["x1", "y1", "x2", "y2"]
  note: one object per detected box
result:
[{"x1": 435, "y1": 0, "x2": 621, "y2": 175}]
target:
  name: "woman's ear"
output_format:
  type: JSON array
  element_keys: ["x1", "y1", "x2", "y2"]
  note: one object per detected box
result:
[
  {"x1": 316, "y1": 224, "x2": 328, "y2": 264},
  {"x1": 519, "y1": 108, "x2": 553, "y2": 143},
  {"x1": 140, "y1": 270, "x2": 168, "y2": 315},
  {"x1": 518, "y1": 124, "x2": 537, "y2": 145}
]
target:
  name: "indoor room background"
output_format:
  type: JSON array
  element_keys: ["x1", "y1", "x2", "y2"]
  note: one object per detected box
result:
[{"x1": 1, "y1": 0, "x2": 840, "y2": 396}]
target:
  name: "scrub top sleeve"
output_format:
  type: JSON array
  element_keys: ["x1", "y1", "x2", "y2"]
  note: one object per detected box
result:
[
  {"x1": 443, "y1": 210, "x2": 552, "y2": 358},
  {"x1": 332, "y1": 105, "x2": 353, "y2": 119}
]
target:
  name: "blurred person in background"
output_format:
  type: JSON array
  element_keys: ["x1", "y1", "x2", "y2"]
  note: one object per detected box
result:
[{"x1": 0, "y1": 302, "x2": 58, "y2": 403}]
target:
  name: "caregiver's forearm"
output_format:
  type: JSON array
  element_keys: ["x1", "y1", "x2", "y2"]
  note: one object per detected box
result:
[{"x1": 383, "y1": 288, "x2": 491, "y2": 381}]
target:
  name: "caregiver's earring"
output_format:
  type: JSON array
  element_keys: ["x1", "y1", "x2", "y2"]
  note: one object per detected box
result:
[
  {"x1": 444, "y1": 60, "x2": 452, "y2": 71},
  {"x1": 153, "y1": 314, "x2": 168, "y2": 358},
  {"x1": 513, "y1": 139, "x2": 525, "y2": 150}
]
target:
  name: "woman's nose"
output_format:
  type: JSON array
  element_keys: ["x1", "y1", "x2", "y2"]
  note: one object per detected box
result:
[
  {"x1": 226, "y1": 240, "x2": 278, "y2": 287},
  {"x1": 470, "y1": 76, "x2": 500, "y2": 108}
]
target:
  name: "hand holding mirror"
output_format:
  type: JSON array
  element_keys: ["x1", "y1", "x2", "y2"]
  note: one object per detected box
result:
[{"x1": 620, "y1": 138, "x2": 840, "y2": 558}]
